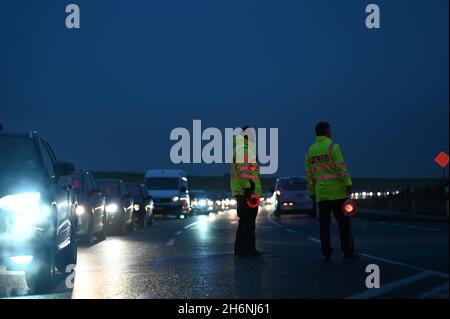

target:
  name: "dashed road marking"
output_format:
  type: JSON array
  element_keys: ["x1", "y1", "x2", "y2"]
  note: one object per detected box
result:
[
  {"x1": 360, "y1": 254, "x2": 449, "y2": 279},
  {"x1": 285, "y1": 228, "x2": 297, "y2": 234},
  {"x1": 308, "y1": 237, "x2": 321, "y2": 244},
  {"x1": 184, "y1": 221, "x2": 199, "y2": 229},
  {"x1": 406, "y1": 225, "x2": 421, "y2": 230},
  {"x1": 166, "y1": 239, "x2": 176, "y2": 246},
  {"x1": 347, "y1": 272, "x2": 433, "y2": 299},
  {"x1": 175, "y1": 231, "x2": 183, "y2": 236},
  {"x1": 425, "y1": 228, "x2": 441, "y2": 232},
  {"x1": 418, "y1": 283, "x2": 449, "y2": 299},
  {"x1": 266, "y1": 212, "x2": 284, "y2": 228}
]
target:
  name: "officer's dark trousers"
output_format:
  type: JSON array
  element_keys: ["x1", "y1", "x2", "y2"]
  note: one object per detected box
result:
[
  {"x1": 234, "y1": 196, "x2": 258, "y2": 253},
  {"x1": 318, "y1": 199, "x2": 355, "y2": 256}
]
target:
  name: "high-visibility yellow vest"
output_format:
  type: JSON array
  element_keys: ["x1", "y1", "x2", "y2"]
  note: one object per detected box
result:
[
  {"x1": 230, "y1": 136, "x2": 263, "y2": 198},
  {"x1": 305, "y1": 136, "x2": 352, "y2": 202}
]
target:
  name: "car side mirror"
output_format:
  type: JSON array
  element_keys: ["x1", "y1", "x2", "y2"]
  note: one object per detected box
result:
[
  {"x1": 180, "y1": 186, "x2": 187, "y2": 193},
  {"x1": 54, "y1": 161, "x2": 75, "y2": 178}
]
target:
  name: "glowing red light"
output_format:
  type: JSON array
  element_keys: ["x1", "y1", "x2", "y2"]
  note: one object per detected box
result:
[
  {"x1": 247, "y1": 194, "x2": 260, "y2": 208},
  {"x1": 344, "y1": 204, "x2": 353, "y2": 213},
  {"x1": 342, "y1": 200, "x2": 357, "y2": 216}
]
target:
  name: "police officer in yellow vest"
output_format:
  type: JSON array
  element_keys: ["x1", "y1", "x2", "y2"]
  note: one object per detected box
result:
[
  {"x1": 230, "y1": 126, "x2": 263, "y2": 257},
  {"x1": 305, "y1": 122, "x2": 359, "y2": 262}
]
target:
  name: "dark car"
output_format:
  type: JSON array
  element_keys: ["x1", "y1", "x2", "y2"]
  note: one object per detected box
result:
[
  {"x1": 125, "y1": 183, "x2": 154, "y2": 228},
  {"x1": 0, "y1": 130, "x2": 77, "y2": 293},
  {"x1": 96, "y1": 179, "x2": 134, "y2": 235},
  {"x1": 72, "y1": 170, "x2": 107, "y2": 244}
]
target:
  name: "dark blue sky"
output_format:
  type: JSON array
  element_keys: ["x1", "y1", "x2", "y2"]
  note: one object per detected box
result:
[{"x1": 0, "y1": 0, "x2": 448, "y2": 177}]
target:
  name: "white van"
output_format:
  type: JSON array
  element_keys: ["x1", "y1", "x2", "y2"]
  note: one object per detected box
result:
[{"x1": 143, "y1": 169, "x2": 191, "y2": 218}]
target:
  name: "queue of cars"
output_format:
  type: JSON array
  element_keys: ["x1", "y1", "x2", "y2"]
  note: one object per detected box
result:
[{"x1": 0, "y1": 128, "x2": 224, "y2": 293}]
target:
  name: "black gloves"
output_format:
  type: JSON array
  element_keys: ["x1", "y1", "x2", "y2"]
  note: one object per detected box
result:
[{"x1": 243, "y1": 180, "x2": 255, "y2": 200}]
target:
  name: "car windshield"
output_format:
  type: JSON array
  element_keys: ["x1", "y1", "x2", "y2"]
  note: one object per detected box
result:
[
  {"x1": 0, "y1": 136, "x2": 40, "y2": 172},
  {"x1": 280, "y1": 178, "x2": 307, "y2": 191},
  {"x1": 126, "y1": 184, "x2": 142, "y2": 198},
  {"x1": 71, "y1": 174, "x2": 83, "y2": 194},
  {"x1": 97, "y1": 181, "x2": 120, "y2": 196},
  {"x1": 145, "y1": 177, "x2": 179, "y2": 190}
]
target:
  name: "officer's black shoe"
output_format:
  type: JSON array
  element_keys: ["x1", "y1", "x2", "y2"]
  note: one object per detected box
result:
[
  {"x1": 323, "y1": 255, "x2": 332, "y2": 262},
  {"x1": 343, "y1": 252, "x2": 361, "y2": 260}
]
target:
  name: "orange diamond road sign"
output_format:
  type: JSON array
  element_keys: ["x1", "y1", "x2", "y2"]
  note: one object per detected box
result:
[{"x1": 435, "y1": 151, "x2": 449, "y2": 168}]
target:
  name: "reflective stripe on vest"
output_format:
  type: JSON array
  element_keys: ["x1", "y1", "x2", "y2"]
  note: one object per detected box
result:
[
  {"x1": 316, "y1": 172, "x2": 349, "y2": 181},
  {"x1": 231, "y1": 174, "x2": 260, "y2": 180}
]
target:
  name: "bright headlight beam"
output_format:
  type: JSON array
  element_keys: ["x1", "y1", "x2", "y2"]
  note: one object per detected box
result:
[
  {"x1": 0, "y1": 192, "x2": 40, "y2": 213},
  {"x1": 105, "y1": 203, "x2": 119, "y2": 213},
  {"x1": 75, "y1": 205, "x2": 85, "y2": 216},
  {"x1": 198, "y1": 199, "x2": 206, "y2": 207},
  {"x1": 10, "y1": 255, "x2": 33, "y2": 264}
]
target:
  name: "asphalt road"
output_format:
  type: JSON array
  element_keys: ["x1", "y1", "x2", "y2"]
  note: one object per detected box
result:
[{"x1": 1, "y1": 205, "x2": 448, "y2": 299}]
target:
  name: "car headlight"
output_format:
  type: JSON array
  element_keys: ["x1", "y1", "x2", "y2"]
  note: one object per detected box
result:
[
  {"x1": 198, "y1": 199, "x2": 206, "y2": 207},
  {"x1": 75, "y1": 205, "x2": 85, "y2": 216},
  {"x1": 207, "y1": 200, "x2": 214, "y2": 207},
  {"x1": 105, "y1": 203, "x2": 119, "y2": 213},
  {"x1": 133, "y1": 204, "x2": 140, "y2": 211},
  {"x1": 0, "y1": 192, "x2": 41, "y2": 213},
  {"x1": 172, "y1": 196, "x2": 179, "y2": 202},
  {"x1": 0, "y1": 192, "x2": 51, "y2": 236}
]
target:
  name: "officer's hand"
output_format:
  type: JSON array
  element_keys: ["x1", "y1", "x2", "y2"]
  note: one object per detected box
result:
[{"x1": 244, "y1": 180, "x2": 255, "y2": 199}]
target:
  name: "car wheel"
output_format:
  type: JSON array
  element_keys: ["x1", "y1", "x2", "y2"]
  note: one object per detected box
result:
[
  {"x1": 119, "y1": 214, "x2": 128, "y2": 236},
  {"x1": 148, "y1": 215, "x2": 153, "y2": 227},
  {"x1": 96, "y1": 214, "x2": 107, "y2": 241},
  {"x1": 56, "y1": 222, "x2": 78, "y2": 272},
  {"x1": 25, "y1": 249, "x2": 55, "y2": 294},
  {"x1": 85, "y1": 215, "x2": 94, "y2": 245}
]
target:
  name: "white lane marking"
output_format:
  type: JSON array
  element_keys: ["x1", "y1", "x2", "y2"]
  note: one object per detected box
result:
[
  {"x1": 175, "y1": 231, "x2": 183, "y2": 236},
  {"x1": 360, "y1": 254, "x2": 449, "y2": 279},
  {"x1": 406, "y1": 225, "x2": 421, "y2": 230},
  {"x1": 285, "y1": 228, "x2": 297, "y2": 234},
  {"x1": 184, "y1": 221, "x2": 199, "y2": 229},
  {"x1": 347, "y1": 272, "x2": 433, "y2": 299},
  {"x1": 136, "y1": 292, "x2": 153, "y2": 299},
  {"x1": 418, "y1": 283, "x2": 449, "y2": 299},
  {"x1": 166, "y1": 238, "x2": 175, "y2": 246},
  {"x1": 307, "y1": 238, "x2": 450, "y2": 279},
  {"x1": 266, "y1": 212, "x2": 284, "y2": 228},
  {"x1": 308, "y1": 237, "x2": 321, "y2": 244}
]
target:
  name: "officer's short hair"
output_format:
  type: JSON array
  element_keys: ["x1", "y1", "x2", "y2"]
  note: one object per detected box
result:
[{"x1": 315, "y1": 122, "x2": 331, "y2": 136}]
